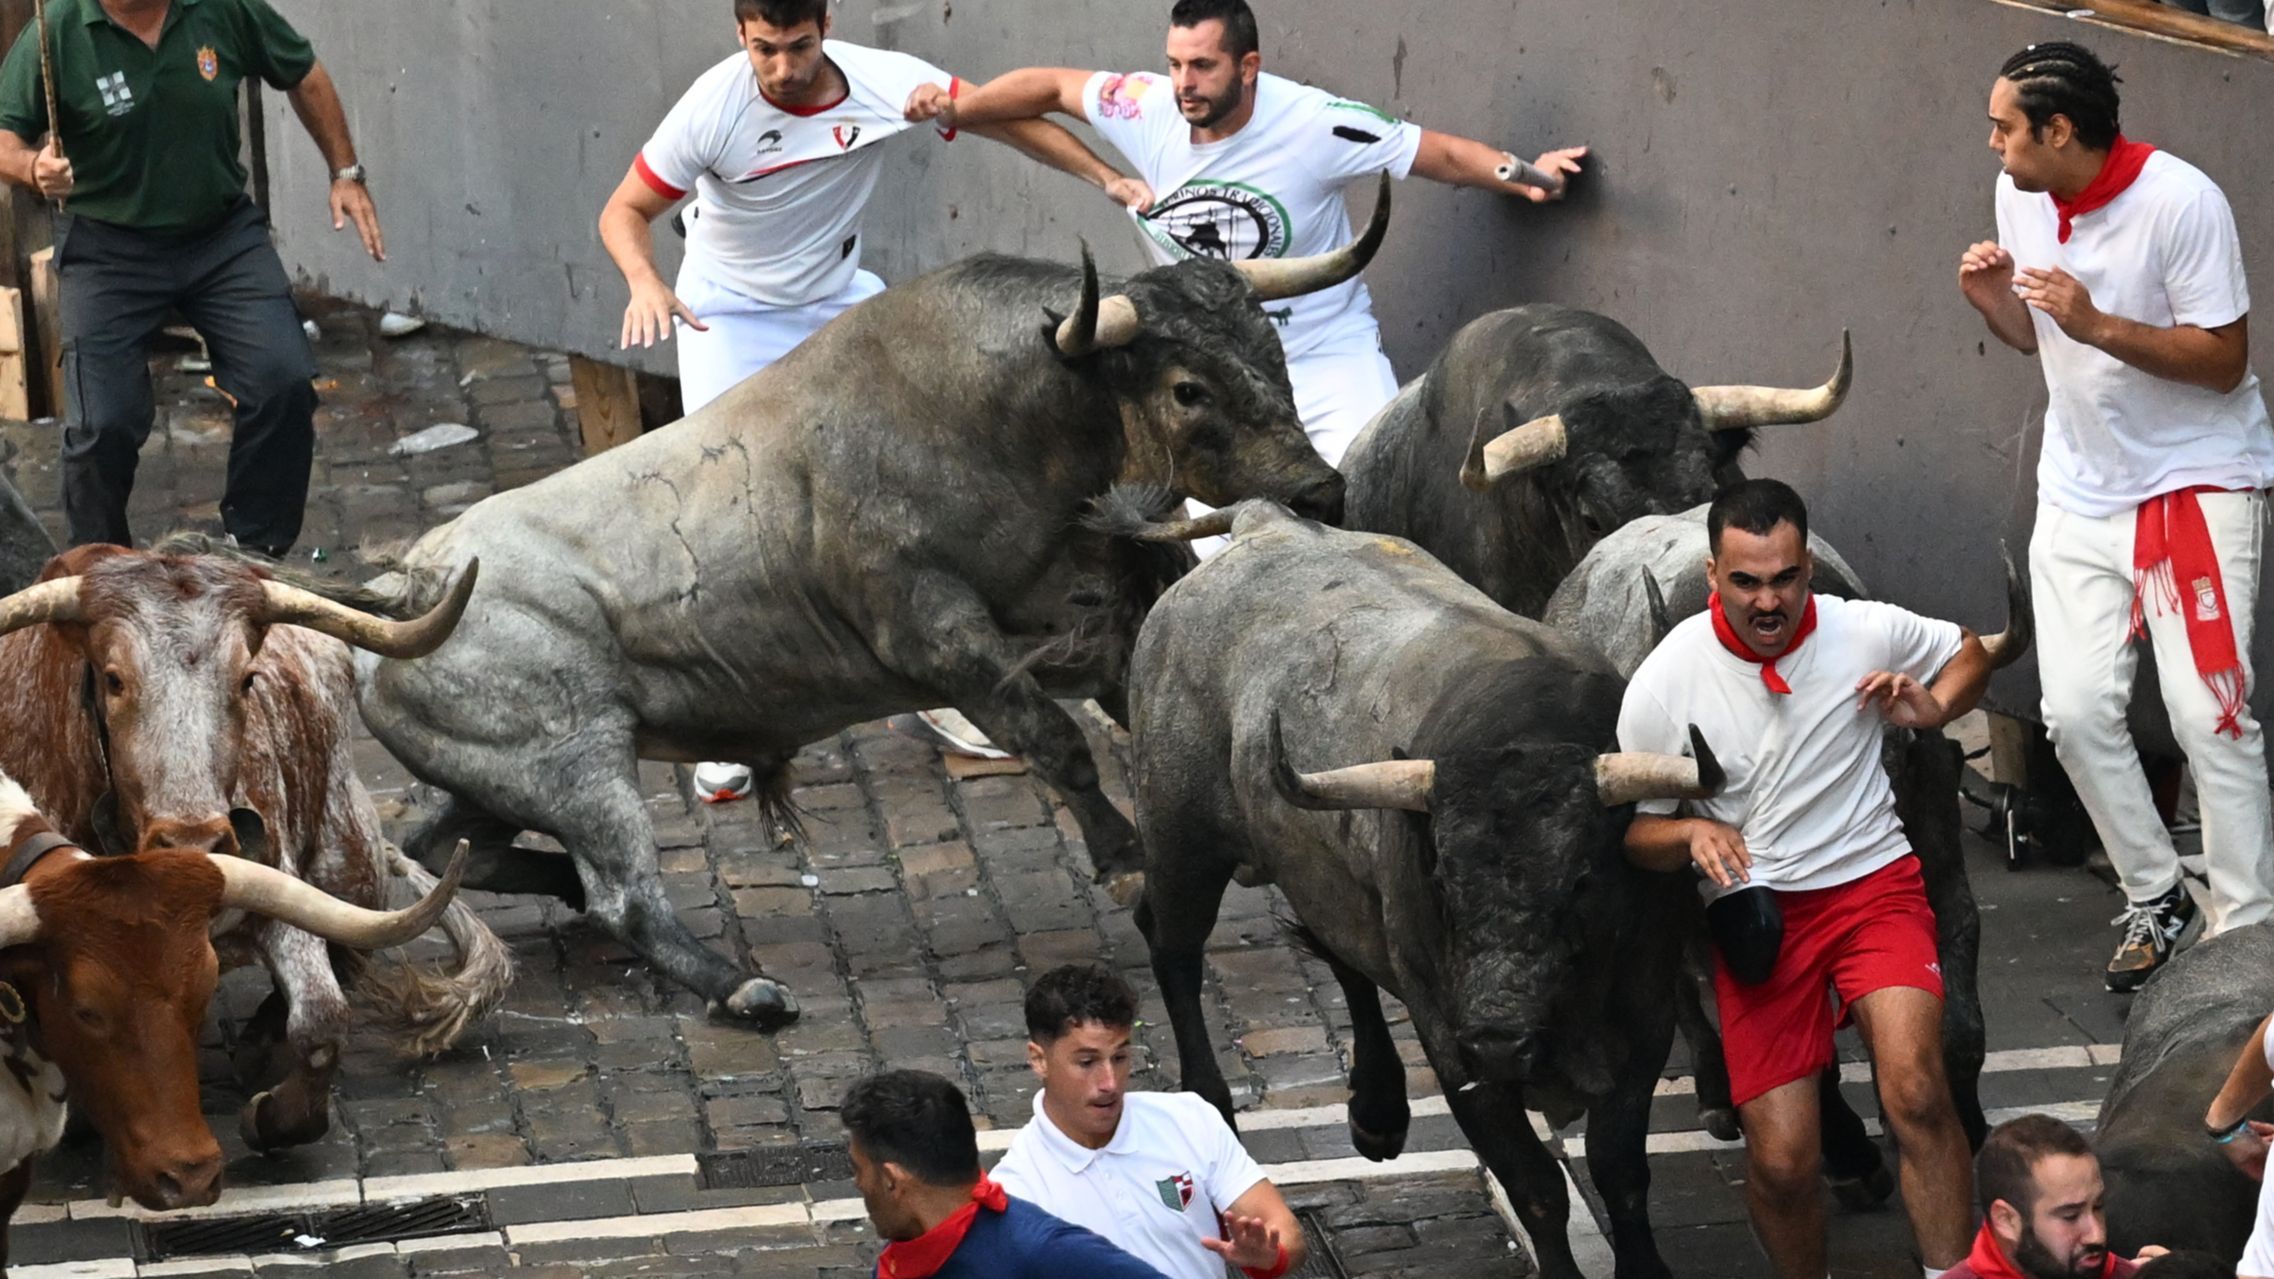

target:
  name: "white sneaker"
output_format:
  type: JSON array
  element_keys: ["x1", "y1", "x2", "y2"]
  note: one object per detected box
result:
[
  {"x1": 915, "y1": 708, "x2": 1012, "y2": 760},
  {"x1": 694, "y1": 761, "x2": 754, "y2": 804},
  {"x1": 378, "y1": 311, "x2": 427, "y2": 338}
]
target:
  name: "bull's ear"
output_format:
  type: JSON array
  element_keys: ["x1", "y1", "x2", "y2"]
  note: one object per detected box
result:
[{"x1": 228, "y1": 808, "x2": 272, "y2": 865}]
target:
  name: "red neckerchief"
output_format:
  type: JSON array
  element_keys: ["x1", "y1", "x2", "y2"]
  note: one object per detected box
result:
[
  {"x1": 1963, "y1": 1222, "x2": 2121, "y2": 1279},
  {"x1": 2133, "y1": 487, "x2": 2248, "y2": 739},
  {"x1": 2051, "y1": 134, "x2": 2155, "y2": 244},
  {"x1": 875, "y1": 1174, "x2": 1011, "y2": 1279},
  {"x1": 1708, "y1": 591, "x2": 1818, "y2": 695}
]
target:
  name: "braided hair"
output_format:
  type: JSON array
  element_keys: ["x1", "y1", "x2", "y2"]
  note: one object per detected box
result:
[{"x1": 1998, "y1": 43, "x2": 2123, "y2": 150}]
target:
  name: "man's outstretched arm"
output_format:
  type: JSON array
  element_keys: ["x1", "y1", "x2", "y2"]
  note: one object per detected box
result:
[
  {"x1": 1410, "y1": 129, "x2": 1587, "y2": 203},
  {"x1": 907, "y1": 67, "x2": 1093, "y2": 130}
]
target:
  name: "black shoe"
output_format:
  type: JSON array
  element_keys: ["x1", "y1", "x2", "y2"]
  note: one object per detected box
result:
[{"x1": 2105, "y1": 885, "x2": 2197, "y2": 992}]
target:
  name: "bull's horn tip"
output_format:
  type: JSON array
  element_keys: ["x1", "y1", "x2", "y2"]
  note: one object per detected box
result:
[{"x1": 1687, "y1": 724, "x2": 1725, "y2": 794}]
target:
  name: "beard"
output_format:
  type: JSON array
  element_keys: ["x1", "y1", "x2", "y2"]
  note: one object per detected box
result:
[
  {"x1": 1180, "y1": 79, "x2": 1244, "y2": 128},
  {"x1": 2012, "y1": 1225, "x2": 2107, "y2": 1279}
]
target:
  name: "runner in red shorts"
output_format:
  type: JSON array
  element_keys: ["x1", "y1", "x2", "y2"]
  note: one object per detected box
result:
[{"x1": 1618, "y1": 479, "x2": 1999, "y2": 1279}]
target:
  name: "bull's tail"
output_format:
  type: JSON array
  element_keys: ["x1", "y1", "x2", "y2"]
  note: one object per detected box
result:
[
  {"x1": 1082, "y1": 485, "x2": 1240, "y2": 544},
  {"x1": 150, "y1": 531, "x2": 452, "y2": 620},
  {"x1": 345, "y1": 846, "x2": 516, "y2": 1057}
]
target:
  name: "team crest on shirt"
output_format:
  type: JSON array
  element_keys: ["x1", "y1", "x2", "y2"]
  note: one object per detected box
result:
[
  {"x1": 1142, "y1": 181, "x2": 1290, "y2": 264},
  {"x1": 196, "y1": 46, "x2": 219, "y2": 81},
  {"x1": 1095, "y1": 72, "x2": 1155, "y2": 120},
  {"x1": 832, "y1": 123, "x2": 862, "y2": 150},
  {"x1": 2195, "y1": 576, "x2": 2222, "y2": 622},
  {"x1": 1155, "y1": 1171, "x2": 1195, "y2": 1212}
]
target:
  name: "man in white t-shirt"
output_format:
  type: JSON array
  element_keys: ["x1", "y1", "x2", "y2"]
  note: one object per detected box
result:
[
  {"x1": 597, "y1": 0, "x2": 1151, "y2": 797},
  {"x1": 1619, "y1": 480, "x2": 1994, "y2": 1279},
  {"x1": 991, "y1": 964, "x2": 1304, "y2": 1279},
  {"x1": 2204, "y1": 1011, "x2": 2274, "y2": 1279},
  {"x1": 1958, "y1": 41, "x2": 2274, "y2": 992},
  {"x1": 905, "y1": 0, "x2": 1585, "y2": 468}
]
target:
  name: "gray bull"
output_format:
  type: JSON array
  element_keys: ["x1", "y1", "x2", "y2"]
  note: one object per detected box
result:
[
  {"x1": 1118, "y1": 499, "x2": 1723, "y2": 1279},
  {"x1": 1542, "y1": 509, "x2": 2030, "y2": 1191},
  {"x1": 2098, "y1": 921, "x2": 2272, "y2": 1261},
  {"x1": 1341, "y1": 303, "x2": 1850, "y2": 617},
  {"x1": 337, "y1": 197, "x2": 1387, "y2": 1025}
]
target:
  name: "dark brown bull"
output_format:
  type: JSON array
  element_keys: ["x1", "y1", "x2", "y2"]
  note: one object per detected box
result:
[
  {"x1": 0, "y1": 771, "x2": 469, "y2": 1251},
  {"x1": 0, "y1": 546, "x2": 510, "y2": 1165}
]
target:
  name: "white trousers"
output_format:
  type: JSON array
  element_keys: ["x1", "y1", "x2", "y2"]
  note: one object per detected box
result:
[
  {"x1": 674, "y1": 264, "x2": 887, "y2": 413},
  {"x1": 2031, "y1": 493, "x2": 2274, "y2": 933},
  {"x1": 1190, "y1": 328, "x2": 1399, "y2": 555}
]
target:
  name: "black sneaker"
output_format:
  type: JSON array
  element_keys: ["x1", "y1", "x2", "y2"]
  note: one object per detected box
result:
[{"x1": 2105, "y1": 885, "x2": 2197, "y2": 992}]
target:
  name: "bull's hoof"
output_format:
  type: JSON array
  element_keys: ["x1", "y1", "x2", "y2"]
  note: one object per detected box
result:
[
  {"x1": 1099, "y1": 869, "x2": 1146, "y2": 909},
  {"x1": 1230, "y1": 863, "x2": 1273, "y2": 888},
  {"x1": 1349, "y1": 1117, "x2": 1409, "y2": 1162},
  {"x1": 1697, "y1": 1104, "x2": 1741, "y2": 1143},
  {"x1": 711, "y1": 977, "x2": 801, "y2": 1030},
  {"x1": 1828, "y1": 1162, "x2": 1896, "y2": 1211},
  {"x1": 238, "y1": 1090, "x2": 329, "y2": 1155}
]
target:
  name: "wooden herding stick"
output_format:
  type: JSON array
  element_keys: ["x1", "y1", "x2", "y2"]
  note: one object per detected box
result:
[{"x1": 33, "y1": 0, "x2": 61, "y2": 208}]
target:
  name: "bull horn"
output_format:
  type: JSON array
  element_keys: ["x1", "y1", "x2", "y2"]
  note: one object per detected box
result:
[
  {"x1": 1692, "y1": 330, "x2": 1853, "y2": 431},
  {"x1": 0, "y1": 885, "x2": 39, "y2": 948},
  {"x1": 1642, "y1": 571, "x2": 1673, "y2": 651},
  {"x1": 0, "y1": 577, "x2": 83, "y2": 639},
  {"x1": 1982, "y1": 542, "x2": 2033, "y2": 670},
  {"x1": 1233, "y1": 174, "x2": 1392, "y2": 303},
  {"x1": 258, "y1": 560, "x2": 479, "y2": 659},
  {"x1": 1052, "y1": 245, "x2": 1143, "y2": 357},
  {"x1": 1268, "y1": 710, "x2": 1434, "y2": 813},
  {"x1": 1596, "y1": 725, "x2": 1725, "y2": 807},
  {"x1": 214, "y1": 838, "x2": 470, "y2": 949},
  {"x1": 1460, "y1": 408, "x2": 1568, "y2": 492}
]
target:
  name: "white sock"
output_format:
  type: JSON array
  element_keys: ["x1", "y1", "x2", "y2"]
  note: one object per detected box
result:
[{"x1": 1925, "y1": 1266, "x2": 1950, "y2": 1279}]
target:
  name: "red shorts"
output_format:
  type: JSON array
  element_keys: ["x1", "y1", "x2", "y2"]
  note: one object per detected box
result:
[{"x1": 1711, "y1": 856, "x2": 1943, "y2": 1108}]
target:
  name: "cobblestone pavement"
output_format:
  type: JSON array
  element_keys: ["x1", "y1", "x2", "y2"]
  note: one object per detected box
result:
[{"x1": 0, "y1": 301, "x2": 2163, "y2": 1278}]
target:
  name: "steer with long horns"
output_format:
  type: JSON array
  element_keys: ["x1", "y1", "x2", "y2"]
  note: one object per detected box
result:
[
  {"x1": 0, "y1": 545, "x2": 510, "y2": 1159},
  {"x1": 0, "y1": 770, "x2": 472, "y2": 1230},
  {"x1": 1105, "y1": 495, "x2": 1723, "y2": 1279},
  {"x1": 1341, "y1": 302, "x2": 1851, "y2": 617},
  {"x1": 272, "y1": 186, "x2": 1392, "y2": 1027}
]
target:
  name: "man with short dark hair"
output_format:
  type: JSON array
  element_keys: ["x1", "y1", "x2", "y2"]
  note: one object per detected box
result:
[
  {"x1": 840, "y1": 1069, "x2": 1172, "y2": 1279},
  {"x1": 1619, "y1": 479, "x2": 1995, "y2": 1278},
  {"x1": 991, "y1": 963, "x2": 1304, "y2": 1279},
  {"x1": 907, "y1": 0, "x2": 1585, "y2": 469},
  {"x1": 0, "y1": 0, "x2": 385, "y2": 556},
  {"x1": 1958, "y1": 41, "x2": 2274, "y2": 990},
  {"x1": 1944, "y1": 1113, "x2": 2168, "y2": 1278},
  {"x1": 600, "y1": 0, "x2": 1149, "y2": 795}
]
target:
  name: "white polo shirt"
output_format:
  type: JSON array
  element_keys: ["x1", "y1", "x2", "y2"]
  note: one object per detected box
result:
[
  {"x1": 635, "y1": 42, "x2": 954, "y2": 308},
  {"x1": 2242, "y1": 1022, "x2": 2274, "y2": 1279},
  {"x1": 1078, "y1": 70, "x2": 1422, "y2": 362},
  {"x1": 992, "y1": 1090, "x2": 1267, "y2": 1279},
  {"x1": 1616, "y1": 594, "x2": 1963, "y2": 896},
  {"x1": 1994, "y1": 152, "x2": 2274, "y2": 519}
]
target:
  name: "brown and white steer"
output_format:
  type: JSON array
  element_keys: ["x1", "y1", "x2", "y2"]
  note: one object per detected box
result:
[
  {"x1": 0, "y1": 769, "x2": 473, "y2": 1253},
  {"x1": 0, "y1": 544, "x2": 511, "y2": 1160}
]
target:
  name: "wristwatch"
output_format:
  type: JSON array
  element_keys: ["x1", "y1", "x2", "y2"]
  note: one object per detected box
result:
[{"x1": 331, "y1": 163, "x2": 367, "y2": 185}]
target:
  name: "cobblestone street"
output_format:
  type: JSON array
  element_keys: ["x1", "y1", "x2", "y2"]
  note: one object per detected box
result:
[{"x1": 0, "y1": 301, "x2": 2160, "y2": 1278}]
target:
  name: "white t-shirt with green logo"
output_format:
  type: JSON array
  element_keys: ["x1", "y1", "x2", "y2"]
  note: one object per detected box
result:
[{"x1": 1080, "y1": 70, "x2": 1422, "y2": 360}]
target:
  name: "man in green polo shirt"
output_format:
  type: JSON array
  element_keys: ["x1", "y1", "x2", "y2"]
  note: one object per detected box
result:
[{"x1": 0, "y1": 0, "x2": 384, "y2": 556}]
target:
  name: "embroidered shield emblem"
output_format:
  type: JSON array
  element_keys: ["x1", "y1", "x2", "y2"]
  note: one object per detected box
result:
[
  {"x1": 197, "y1": 46, "x2": 219, "y2": 81},
  {"x1": 1155, "y1": 1171, "x2": 1195, "y2": 1211},
  {"x1": 832, "y1": 123, "x2": 861, "y2": 150},
  {"x1": 2194, "y1": 575, "x2": 2222, "y2": 622}
]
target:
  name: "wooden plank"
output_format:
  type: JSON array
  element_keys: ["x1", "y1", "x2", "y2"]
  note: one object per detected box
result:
[
  {"x1": 1991, "y1": 0, "x2": 2274, "y2": 61},
  {"x1": 27, "y1": 246, "x2": 59, "y2": 419},
  {"x1": 569, "y1": 355, "x2": 643, "y2": 456},
  {"x1": 0, "y1": 285, "x2": 26, "y2": 420}
]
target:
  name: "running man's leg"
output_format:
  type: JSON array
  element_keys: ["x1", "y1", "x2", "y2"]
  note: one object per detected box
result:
[
  {"x1": 2138, "y1": 490, "x2": 2274, "y2": 935},
  {"x1": 55, "y1": 219, "x2": 180, "y2": 547},
  {"x1": 1738, "y1": 1077, "x2": 1827, "y2": 1279}
]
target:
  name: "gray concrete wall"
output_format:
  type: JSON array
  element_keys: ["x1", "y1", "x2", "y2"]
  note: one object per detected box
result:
[{"x1": 262, "y1": 0, "x2": 2274, "y2": 722}]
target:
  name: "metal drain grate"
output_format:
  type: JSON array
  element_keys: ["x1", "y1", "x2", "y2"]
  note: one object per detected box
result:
[
  {"x1": 136, "y1": 1195, "x2": 494, "y2": 1262},
  {"x1": 1288, "y1": 1208, "x2": 1347, "y2": 1279},
  {"x1": 697, "y1": 1142, "x2": 855, "y2": 1189},
  {"x1": 313, "y1": 1195, "x2": 491, "y2": 1246},
  {"x1": 138, "y1": 1212, "x2": 305, "y2": 1263}
]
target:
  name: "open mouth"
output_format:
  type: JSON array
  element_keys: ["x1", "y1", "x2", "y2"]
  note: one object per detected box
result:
[{"x1": 1748, "y1": 612, "x2": 1788, "y2": 644}]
